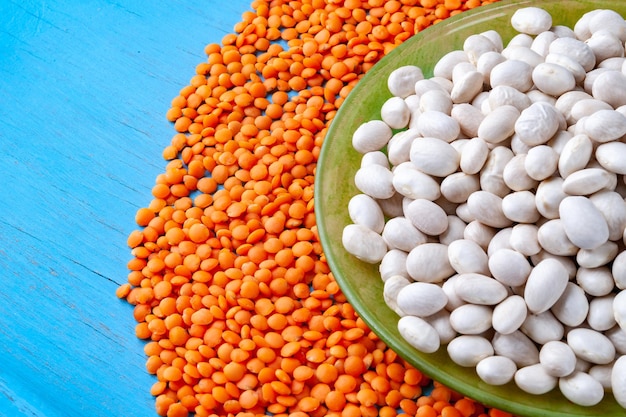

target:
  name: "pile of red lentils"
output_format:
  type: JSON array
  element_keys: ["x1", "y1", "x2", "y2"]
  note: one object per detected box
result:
[{"x1": 115, "y1": 1, "x2": 515, "y2": 417}]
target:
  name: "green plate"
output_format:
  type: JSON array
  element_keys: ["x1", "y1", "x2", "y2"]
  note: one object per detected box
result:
[{"x1": 315, "y1": 1, "x2": 626, "y2": 416}]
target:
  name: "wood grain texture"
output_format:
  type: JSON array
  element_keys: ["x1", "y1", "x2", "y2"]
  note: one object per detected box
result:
[{"x1": 0, "y1": 1, "x2": 248, "y2": 415}]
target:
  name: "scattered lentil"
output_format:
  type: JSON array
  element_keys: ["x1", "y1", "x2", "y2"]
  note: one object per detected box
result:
[{"x1": 119, "y1": 0, "x2": 508, "y2": 416}]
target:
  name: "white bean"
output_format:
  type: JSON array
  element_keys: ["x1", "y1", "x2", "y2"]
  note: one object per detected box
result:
[
  {"x1": 459, "y1": 137, "x2": 489, "y2": 174},
  {"x1": 549, "y1": 37, "x2": 596, "y2": 72},
  {"x1": 383, "y1": 275, "x2": 411, "y2": 315},
  {"x1": 405, "y1": 199, "x2": 449, "y2": 236},
  {"x1": 515, "y1": 102, "x2": 561, "y2": 146},
  {"x1": 587, "y1": 30, "x2": 624, "y2": 63},
  {"x1": 447, "y1": 335, "x2": 494, "y2": 367},
  {"x1": 492, "y1": 330, "x2": 539, "y2": 367},
  {"x1": 451, "y1": 70, "x2": 484, "y2": 104},
  {"x1": 550, "y1": 282, "x2": 589, "y2": 327},
  {"x1": 596, "y1": 141, "x2": 626, "y2": 175},
  {"x1": 433, "y1": 50, "x2": 469, "y2": 80},
  {"x1": 492, "y1": 295, "x2": 527, "y2": 335},
  {"x1": 419, "y1": 89, "x2": 453, "y2": 114},
  {"x1": 476, "y1": 355, "x2": 517, "y2": 385},
  {"x1": 558, "y1": 133, "x2": 593, "y2": 178},
  {"x1": 477, "y1": 104, "x2": 519, "y2": 144},
  {"x1": 392, "y1": 162, "x2": 441, "y2": 201},
  {"x1": 414, "y1": 78, "x2": 447, "y2": 96},
  {"x1": 425, "y1": 310, "x2": 457, "y2": 344},
  {"x1": 530, "y1": 251, "x2": 577, "y2": 279},
  {"x1": 574, "y1": 9, "x2": 602, "y2": 40},
  {"x1": 348, "y1": 194, "x2": 385, "y2": 233},
  {"x1": 521, "y1": 310, "x2": 565, "y2": 345},
  {"x1": 361, "y1": 150, "x2": 390, "y2": 168},
  {"x1": 388, "y1": 65, "x2": 424, "y2": 98},
  {"x1": 488, "y1": 85, "x2": 531, "y2": 111},
  {"x1": 466, "y1": 191, "x2": 511, "y2": 228},
  {"x1": 486, "y1": 227, "x2": 513, "y2": 257},
  {"x1": 379, "y1": 249, "x2": 409, "y2": 282},
  {"x1": 589, "y1": 190, "x2": 626, "y2": 241},
  {"x1": 440, "y1": 172, "x2": 480, "y2": 204},
  {"x1": 480, "y1": 146, "x2": 514, "y2": 197},
  {"x1": 448, "y1": 239, "x2": 489, "y2": 275},
  {"x1": 450, "y1": 304, "x2": 493, "y2": 335},
  {"x1": 352, "y1": 120, "x2": 393, "y2": 153},
  {"x1": 559, "y1": 371, "x2": 605, "y2": 406},
  {"x1": 490, "y1": 59, "x2": 533, "y2": 92},
  {"x1": 515, "y1": 364, "x2": 558, "y2": 395},
  {"x1": 409, "y1": 137, "x2": 459, "y2": 177},
  {"x1": 511, "y1": 7, "x2": 552, "y2": 35},
  {"x1": 551, "y1": 24, "x2": 576, "y2": 39},
  {"x1": 503, "y1": 155, "x2": 538, "y2": 192},
  {"x1": 612, "y1": 355, "x2": 626, "y2": 408},
  {"x1": 561, "y1": 167, "x2": 616, "y2": 196},
  {"x1": 526, "y1": 89, "x2": 557, "y2": 105},
  {"x1": 525, "y1": 145, "x2": 558, "y2": 181},
  {"x1": 463, "y1": 220, "x2": 496, "y2": 251},
  {"x1": 354, "y1": 164, "x2": 395, "y2": 199},
  {"x1": 507, "y1": 33, "x2": 533, "y2": 48},
  {"x1": 530, "y1": 30, "x2": 557, "y2": 57},
  {"x1": 545, "y1": 53, "x2": 586, "y2": 83},
  {"x1": 584, "y1": 67, "x2": 613, "y2": 94},
  {"x1": 568, "y1": 328, "x2": 616, "y2": 365},
  {"x1": 480, "y1": 30, "x2": 504, "y2": 51},
  {"x1": 382, "y1": 217, "x2": 427, "y2": 252},
  {"x1": 524, "y1": 258, "x2": 569, "y2": 314},
  {"x1": 540, "y1": 340, "x2": 577, "y2": 377},
  {"x1": 583, "y1": 109, "x2": 626, "y2": 143},
  {"x1": 509, "y1": 224, "x2": 541, "y2": 256},
  {"x1": 532, "y1": 62, "x2": 576, "y2": 97},
  {"x1": 576, "y1": 267, "x2": 615, "y2": 297},
  {"x1": 416, "y1": 110, "x2": 461, "y2": 143},
  {"x1": 599, "y1": 56, "x2": 626, "y2": 70},
  {"x1": 441, "y1": 274, "x2": 466, "y2": 311},
  {"x1": 342, "y1": 224, "x2": 387, "y2": 263},
  {"x1": 439, "y1": 215, "x2": 467, "y2": 246},
  {"x1": 502, "y1": 45, "x2": 543, "y2": 68},
  {"x1": 455, "y1": 203, "x2": 474, "y2": 223},
  {"x1": 463, "y1": 34, "x2": 498, "y2": 65},
  {"x1": 476, "y1": 51, "x2": 506, "y2": 85},
  {"x1": 537, "y1": 219, "x2": 578, "y2": 256},
  {"x1": 397, "y1": 315, "x2": 440, "y2": 353},
  {"x1": 488, "y1": 248, "x2": 531, "y2": 287},
  {"x1": 396, "y1": 282, "x2": 448, "y2": 317},
  {"x1": 588, "y1": 294, "x2": 617, "y2": 331},
  {"x1": 577, "y1": 241, "x2": 618, "y2": 269},
  {"x1": 406, "y1": 243, "x2": 454, "y2": 283},
  {"x1": 381, "y1": 96, "x2": 410, "y2": 129},
  {"x1": 559, "y1": 195, "x2": 610, "y2": 250},
  {"x1": 376, "y1": 192, "x2": 404, "y2": 218},
  {"x1": 592, "y1": 70, "x2": 626, "y2": 108},
  {"x1": 589, "y1": 9, "x2": 626, "y2": 41},
  {"x1": 454, "y1": 273, "x2": 508, "y2": 305},
  {"x1": 589, "y1": 363, "x2": 615, "y2": 389},
  {"x1": 387, "y1": 129, "x2": 418, "y2": 166},
  {"x1": 556, "y1": 91, "x2": 594, "y2": 124}
]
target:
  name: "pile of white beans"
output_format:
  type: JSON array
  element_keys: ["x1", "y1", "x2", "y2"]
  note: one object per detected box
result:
[{"x1": 342, "y1": 6, "x2": 626, "y2": 408}]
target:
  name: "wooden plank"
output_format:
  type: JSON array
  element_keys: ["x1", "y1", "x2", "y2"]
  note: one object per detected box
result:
[{"x1": 0, "y1": 0, "x2": 249, "y2": 415}]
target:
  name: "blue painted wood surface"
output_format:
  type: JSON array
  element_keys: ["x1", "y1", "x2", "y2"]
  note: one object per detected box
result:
[{"x1": 0, "y1": 1, "x2": 249, "y2": 415}]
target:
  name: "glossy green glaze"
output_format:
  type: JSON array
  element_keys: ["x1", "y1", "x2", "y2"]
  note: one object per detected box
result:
[{"x1": 315, "y1": 1, "x2": 626, "y2": 415}]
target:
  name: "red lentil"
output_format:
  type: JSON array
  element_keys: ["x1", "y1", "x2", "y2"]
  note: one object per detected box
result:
[{"x1": 119, "y1": 1, "x2": 510, "y2": 416}]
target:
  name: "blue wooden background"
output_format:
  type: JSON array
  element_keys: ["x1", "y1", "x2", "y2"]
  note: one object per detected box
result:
[{"x1": 0, "y1": 1, "x2": 249, "y2": 415}]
